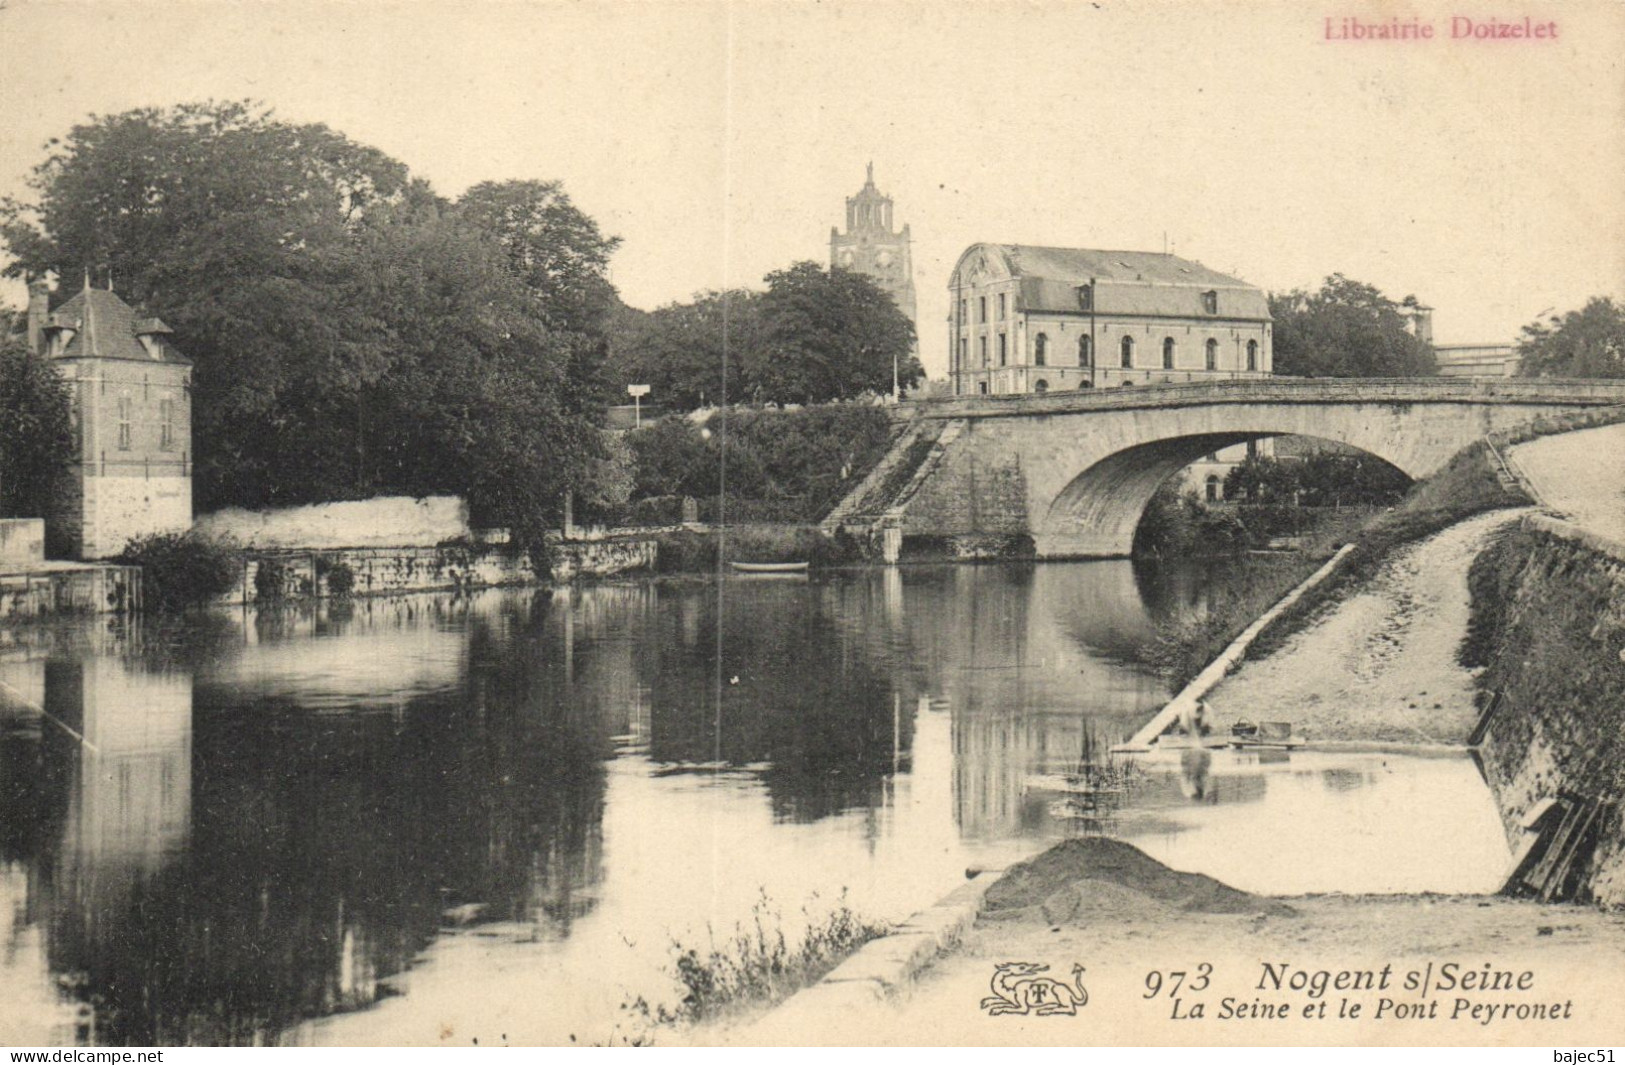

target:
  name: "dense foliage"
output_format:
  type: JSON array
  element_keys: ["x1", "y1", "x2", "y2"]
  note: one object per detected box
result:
[
  {"x1": 0, "y1": 321, "x2": 74, "y2": 525},
  {"x1": 612, "y1": 403, "x2": 895, "y2": 524},
  {"x1": 1269, "y1": 274, "x2": 1436, "y2": 377},
  {"x1": 1224, "y1": 451, "x2": 1410, "y2": 507},
  {"x1": 1, "y1": 102, "x2": 620, "y2": 551},
  {"x1": 1513, "y1": 296, "x2": 1625, "y2": 379},
  {"x1": 609, "y1": 263, "x2": 921, "y2": 409}
]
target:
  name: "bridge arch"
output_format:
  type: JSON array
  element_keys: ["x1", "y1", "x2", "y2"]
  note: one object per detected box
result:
[{"x1": 1037, "y1": 432, "x2": 1411, "y2": 558}]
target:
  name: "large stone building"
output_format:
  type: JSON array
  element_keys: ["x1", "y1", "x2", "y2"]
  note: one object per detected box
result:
[
  {"x1": 25, "y1": 280, "x2": 193, "y2": 559},
  {"x1": 947, "y1": 244, "x2": 1273, "y2": 396},
  {"x1": 830, "y1": 164, "x2": 917, "y2": 335},
  {"x1": 1435, "y1": 342, "x2": 1520, "y2": 378}
]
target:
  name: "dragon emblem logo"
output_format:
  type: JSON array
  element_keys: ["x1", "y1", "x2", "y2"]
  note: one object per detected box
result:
[{"x1": 981, "y1": 961, "x2": 1089, "y2": 1016}]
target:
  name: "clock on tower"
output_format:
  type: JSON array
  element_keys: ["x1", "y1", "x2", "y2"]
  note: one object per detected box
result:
[{"x1": 828, "y1": 163, "x2": 918, "y2": 334}]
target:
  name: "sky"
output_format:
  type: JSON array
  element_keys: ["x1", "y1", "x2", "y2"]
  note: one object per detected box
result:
[{"x1": 2, "y1": 0, "x2": 1622, "y2": 378}]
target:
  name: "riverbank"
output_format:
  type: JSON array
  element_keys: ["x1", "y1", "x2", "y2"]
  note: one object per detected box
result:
[
  {"x1": 742, "y1": 838, "x2": 1625, "y2": 1046},
  {"x1": 1468, "y1": 517, "x2": 1625, "y2": 906},
  {"x1": 1198, "y1": 508, "x2": 1523, "y2": 744},
  {"x1": 1144, "y1": 442, "x2": 1529, "y2": 692}
]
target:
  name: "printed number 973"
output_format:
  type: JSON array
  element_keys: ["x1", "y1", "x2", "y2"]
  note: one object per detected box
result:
[{"x1": 1144, "y1": 964, "x2": 1212, "y2": 999}]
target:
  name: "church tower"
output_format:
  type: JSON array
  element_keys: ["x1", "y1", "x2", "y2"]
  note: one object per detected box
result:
[{"x1": 830, "y1": 164, "x2": 917, "y2": 333}]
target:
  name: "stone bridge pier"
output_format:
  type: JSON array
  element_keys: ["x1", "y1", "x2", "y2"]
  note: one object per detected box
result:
[{"x1": 874, "y1": 380, "x2": 1625, "y2": 559}]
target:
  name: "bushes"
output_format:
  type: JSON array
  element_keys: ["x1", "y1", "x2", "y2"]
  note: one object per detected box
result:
[
  {"x1": 117, "y1": 532, "x2": 243, "y2": 612},
  {"x1": 623, "y1": 404, "x2": 895, "y2": 524}
]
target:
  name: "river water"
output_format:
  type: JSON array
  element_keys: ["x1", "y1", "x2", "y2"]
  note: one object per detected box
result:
[{"x1": 0, "y1": 562, "x2": 1509, "y2": 1045}]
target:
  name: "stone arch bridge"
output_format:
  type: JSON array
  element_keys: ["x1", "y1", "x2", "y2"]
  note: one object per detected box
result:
[{"x1": 824, "y1": 379, "x2": 1625, "y2": 559}]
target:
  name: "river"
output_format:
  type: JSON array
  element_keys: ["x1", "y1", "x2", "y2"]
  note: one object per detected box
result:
[{"x1": 0, "y1": 561, "x2": 1509, "y2": 1045}]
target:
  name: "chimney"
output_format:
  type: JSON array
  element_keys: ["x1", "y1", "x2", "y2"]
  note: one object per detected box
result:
[{"x1": 27, "y1": 279, "x2": 50, "y2": 356}]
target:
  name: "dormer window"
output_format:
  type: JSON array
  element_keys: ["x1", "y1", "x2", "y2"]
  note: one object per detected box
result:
[
  {"x1": 1076, "y1": 284, "x2": 1093, "y2": 311},
  {"x1": 1202, "y1": 290, "x2": 1218, "y2": 315}
]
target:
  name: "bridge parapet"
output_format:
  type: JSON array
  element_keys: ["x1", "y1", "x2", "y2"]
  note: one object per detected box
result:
[{"x1": 909, "y1": 378, "x2": 1625, "y2": 420}]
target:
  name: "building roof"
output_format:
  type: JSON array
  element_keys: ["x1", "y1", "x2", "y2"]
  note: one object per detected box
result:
[
  {"x1": 46, "y1": 287, "x2": 190, "y2": 364},
  {"x1": 955, "y1": 243, "x2": 1271, "y2": 321}
]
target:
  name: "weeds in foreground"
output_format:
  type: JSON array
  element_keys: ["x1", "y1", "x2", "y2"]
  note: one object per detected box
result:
[{"x1": 622, "y1": 890, "x2": 890, "y2": 1030}]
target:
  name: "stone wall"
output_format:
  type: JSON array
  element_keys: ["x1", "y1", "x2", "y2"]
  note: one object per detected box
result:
[
  {"x1": 0, "y1": 565, "x2": 142, "y2": 620},
  {"x1": 0, "y1": 520, "x2": 45, "y2": 569},
  {"x1": 215, "y1": 537, "x2": 658, "y2": 605},
  {"x1": 1472, "y1": 516, "x2": 1625, "y2": 906},
  {"x1": 194, "y1": 496, "x2": 469, "y2": 550}
]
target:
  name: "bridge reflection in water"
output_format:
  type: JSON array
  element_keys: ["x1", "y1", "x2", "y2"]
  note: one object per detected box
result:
[{"x1": 0, "y1": 565, "x2": 1509, "y2": 1045}]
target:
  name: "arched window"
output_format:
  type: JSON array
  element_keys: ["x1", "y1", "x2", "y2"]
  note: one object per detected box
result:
[
  {"x1": 1034, "y1": 379, "x2": 1049, "y2": 393},
  {"x1": 1077, "y1": 334, "x2": 1092, "y2": 367},
  {"x1": 1162, "y1": 337, "x2": 1175, "y2": 370},
  {"x1": 1120, "y1": 335, "x2": 1134, "y2": 368},
  {"x1": 1077, "y1": 379, "x2": 1093, "y2": 389},
  {"x1": 1205, "y1": 475, "x2": 1222, "y2": 502},
  {"x1": 1247, "y1": 339, "x2": 1259, "y2": 371},
  {"x1": 1205, "y1": 338, "x2": 1218, "y2": 371},
  {"x1": 1034, "y1": 333, "x2": 1048, "y2": 366}
]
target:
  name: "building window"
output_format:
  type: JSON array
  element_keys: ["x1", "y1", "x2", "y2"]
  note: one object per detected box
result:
[
  {"x1": 1205, "y1": 475, "x2": 1222, "y2": 503},
  {"x1": 1162, "y1": 337, "x2": 1175, "y2": 370},
  {"x1": 1078, "y1": 334, "x2": 1092, "y2": 366},
  {"x1": 1034, "y1": 379, "x2": 1049, "y2": 393},
  {"x1": 980, "y1": 336, "x2": 988, "y2": 366},
  {"x1": 1247, "y1": 339, "x2": 1258, "y2": 371},
  {"x1": 978, "y1": 381, "x2": 989, "y2": 395},
  {"x1": 959, "y1": 337, "x2": 968, "y2": 369},
  {"x1": 1202, "y1": 290, "x2": 1218, "y2": 315},
  {"x1": 959, "y1": 299, "x2": 967, "y2": 325},
  {"x1": 998, "y1": 333, "x2": 1007, "y2": 366},
  {"x1": 997, "y1": 293, "x2": 1006, "y2": 320},
  {"x1": 1077, "y1": 284, "x2": 1093, "y2": 311},
  {"x1": 159, "y1": 397, "x2": 175, "y2": 450},
  {"x1": 1034, "y1": 333, "x2": 1047, "y2": 366},
  {"x1": 979, "y1": 296, "x2": 987, "y2": 323},
  {"x1": 117, "y1": 393, "x2": 132, "y2": 450},
  {"x1": 1205, "y1": 338, "x2": 1218, "y2": 370},
  {"x1": 1120, "y1": 335, "x2": 1134, "y2": 368}
]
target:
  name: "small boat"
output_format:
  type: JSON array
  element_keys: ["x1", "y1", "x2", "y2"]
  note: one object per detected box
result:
[
  {"x1": 729, "y1": 561, "x2": 810, "y2": 574},
  {"x1": 1228, "y1": 720, "x2": 1304, "y2": 749}
]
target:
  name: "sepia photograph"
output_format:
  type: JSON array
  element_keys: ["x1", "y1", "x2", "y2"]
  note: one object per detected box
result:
[{"x1": 0, "y1": 0, "x2": 1623, "y2": 1050}]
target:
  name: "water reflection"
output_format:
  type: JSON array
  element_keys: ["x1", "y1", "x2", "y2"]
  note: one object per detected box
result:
[{"x1": 0, "y1": 561, "x2": 1510, "y2": 1045}]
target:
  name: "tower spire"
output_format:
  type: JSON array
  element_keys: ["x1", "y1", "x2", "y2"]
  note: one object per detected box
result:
[{"x1": 866, "y1": 161, "x2": 874, "y2": 186}]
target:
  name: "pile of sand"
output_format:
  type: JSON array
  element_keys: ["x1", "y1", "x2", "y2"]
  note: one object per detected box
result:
[{"x1": 981, "y1": 838, "x2": 1296, "y2": 925}]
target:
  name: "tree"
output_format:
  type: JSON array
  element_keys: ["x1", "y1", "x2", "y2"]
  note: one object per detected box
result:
[
  {"x1": 750, "y1": 263, "x2": 920, "y2": 404},
  {"x1": 0, "y1": 319, "x2": 74, "y2": 524},
  {"x1": 1269, "y1": 274, "x2": 1436, "y2": 377},
  {"x1": 457, "y1": 180, "x2": 623, "y2": 415},
  {"x1": 1514, "y1": 297, "x2": 1625, "y2": 378},
  {"x1": 1224, "y1": 454, "x2": 1300, "y2": 504},
  {"x1": 610, "y1": 289, "x2": 763, "y2": 410},
  {"x1": 609, "y1": 263, "x2": 920, "y2": 411},
  {"x1": 456, "y1": 180, "x2": 620, "y2": 336},
  {"x1": 1, "y1": 102, "x2": 616, "y2": 546}
]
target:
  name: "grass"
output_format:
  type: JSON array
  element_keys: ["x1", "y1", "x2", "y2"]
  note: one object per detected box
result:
[{"x1": 622, "y1": 890, "x2": 890, "y2": 1032}]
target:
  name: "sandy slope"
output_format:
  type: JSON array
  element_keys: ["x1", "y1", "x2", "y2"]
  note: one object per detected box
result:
[{"x1": 1201, "y1": 509, "x2": 1527, "y2": 744}]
